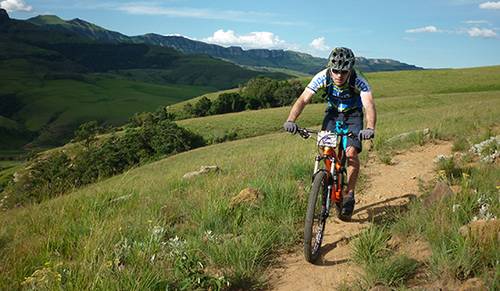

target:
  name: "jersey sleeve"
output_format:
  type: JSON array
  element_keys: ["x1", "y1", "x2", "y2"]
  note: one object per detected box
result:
[
  {"x1": 305, "y1": 68, "x2": 329, "y2": 93},
  {"x1": 355, "y1": 74, "x2": 371, "y2": 92}
]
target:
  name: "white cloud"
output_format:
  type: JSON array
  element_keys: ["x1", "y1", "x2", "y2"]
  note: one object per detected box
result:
[
  {"x1": 117, "y1": 3, "x2": 270, "y2": 23},
  {"x1": 405, "y1": 26, "x2": 439, "y2": 33},
  {"x1": 479, "y1": 1, "x2": 500, "y2": 9},
  {"x1": 203, "y1": 29, "x2": 287, "y2": 49},
  {"x1": 0, "y1": 0, "x2": 32, "y2": 12},
  {"x1": 464, "y1": 20, "x2": 490, "y2": 24},
  {"x1": 309, "y1": 37, "x2": 329, "y2": 51},
  {"x1": 467, "y1": 27, "x2": 497, "y2": 38}
]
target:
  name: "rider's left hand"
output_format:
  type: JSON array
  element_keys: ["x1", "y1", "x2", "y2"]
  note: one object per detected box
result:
[{"x1": 358, "y1": 128, "x2": 375, "y2": 140}]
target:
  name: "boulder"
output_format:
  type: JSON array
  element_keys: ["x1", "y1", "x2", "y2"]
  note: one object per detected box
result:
[
  {"x1": 459, "y1": 219, "x2": 500, "y2": 248},
  {"x1": 423, "y1": 182, "x2": 455, "y2": 207},
  {"x1": 229, "y1": 188, "x2": 264, "y2": 208},
  {"x1": 387, "y1": 128, "x2": 431, "y2": 143},
  {"x1": 182, "y1": 165, "x2": 220, "y2": 179}
]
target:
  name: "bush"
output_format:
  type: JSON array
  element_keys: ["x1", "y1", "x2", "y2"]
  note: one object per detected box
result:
[
  {"x1": 73, "y1": 120, "x2": 102, "y2": 145},
  {"x1": 2, "y1": 119, "x2": 205, "y2": 208},
  {"x1": 176, "y1": 77, "x2": 306, "y2": 119}
]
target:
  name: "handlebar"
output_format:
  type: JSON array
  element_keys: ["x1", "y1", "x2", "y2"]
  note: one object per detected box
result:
[{"x1": 296, "y1": 127, "x2": 357, "y2": 140}]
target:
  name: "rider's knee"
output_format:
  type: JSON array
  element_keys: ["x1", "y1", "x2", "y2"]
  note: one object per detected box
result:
[{"x1": 346, "y1": 147, "x2": 359, "y2": 159}]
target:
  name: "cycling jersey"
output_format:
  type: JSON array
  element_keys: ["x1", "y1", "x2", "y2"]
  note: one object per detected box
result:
[{"x1": 306, "y1": 69, "x2": 371, "y2": 112}]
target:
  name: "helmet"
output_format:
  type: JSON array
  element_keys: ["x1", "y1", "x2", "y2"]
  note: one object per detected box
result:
[{"x1": 327, "y1": 47, "x2": 355, "y2": 71}]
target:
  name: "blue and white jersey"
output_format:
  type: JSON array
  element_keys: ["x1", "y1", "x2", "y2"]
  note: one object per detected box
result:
[{"x1": 306, "y1": 68, "x2": 371, "y2": 112}]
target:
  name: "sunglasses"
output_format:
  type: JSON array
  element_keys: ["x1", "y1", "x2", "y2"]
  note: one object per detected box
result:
[{"x1": 330, "y1": 68, "x2": 350, "y2": 75}]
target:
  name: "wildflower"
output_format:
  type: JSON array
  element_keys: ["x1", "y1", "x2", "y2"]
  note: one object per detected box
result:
[{"x1": 452, "y1": 204, "x2": 461, "y2": 212}]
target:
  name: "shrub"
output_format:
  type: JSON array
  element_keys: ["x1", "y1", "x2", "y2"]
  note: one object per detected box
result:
[{"x1": 2, "y1": 119, "x2": 205, "y2": 208}]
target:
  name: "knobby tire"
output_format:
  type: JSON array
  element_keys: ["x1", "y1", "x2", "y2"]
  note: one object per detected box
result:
[{"x1": 304, "y1": 171, "x2": 328, "y2": 263}]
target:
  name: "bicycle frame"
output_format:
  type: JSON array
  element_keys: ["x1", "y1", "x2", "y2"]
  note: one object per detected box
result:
[
  {"x1": 299, "y1": 120, "x2": 351, "y2": 214},
  {"x1": 299, "y1": 121, "x2": 361, "y2": 262}
]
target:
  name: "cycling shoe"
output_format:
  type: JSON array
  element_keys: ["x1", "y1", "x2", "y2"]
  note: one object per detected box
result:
[{"x1": 339, "y1": 191, "x2": 355, "y2": 221}]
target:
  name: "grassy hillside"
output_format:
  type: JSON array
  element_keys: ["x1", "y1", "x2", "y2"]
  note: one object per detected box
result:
[
  {"x1": 170, "y1": 65, "x2": 500, "y2": 118},
  {"x1": 177, "y1": 90, "x2": 499, "y2": 146},
  {"x1": 0, "y1": 14, "x2": 289, "y2": 150},
  {"x1": 368, "y1": 65, "x2": 500, "y2": 98},
  {"x1": 1, "y1": 65, "x2": 499, "y2": 289}
]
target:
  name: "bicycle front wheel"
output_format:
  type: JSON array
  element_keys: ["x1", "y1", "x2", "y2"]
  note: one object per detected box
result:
[{"x1": 304, "y1": 170, "x2": 329, "y2": 263}]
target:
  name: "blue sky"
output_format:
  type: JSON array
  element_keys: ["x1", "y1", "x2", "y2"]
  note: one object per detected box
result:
[{"x1": 3, "y1": 0, "x2": 500, "y2": 68}]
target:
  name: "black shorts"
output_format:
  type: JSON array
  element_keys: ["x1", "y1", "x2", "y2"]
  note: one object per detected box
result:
[{"x1": 322, "y1": 109, "x2": 364, "y2": 153}]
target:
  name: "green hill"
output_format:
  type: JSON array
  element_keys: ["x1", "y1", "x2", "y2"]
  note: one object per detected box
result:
[
  {"x1": 0, "y1": 65, "x2": 499, "y2": 289},
  {"x1": 0, "y1": 9, "x2": 288, "y2": 150},
  {"x1": 24, "y1": 12, "x2": 423, "y2": 74}
]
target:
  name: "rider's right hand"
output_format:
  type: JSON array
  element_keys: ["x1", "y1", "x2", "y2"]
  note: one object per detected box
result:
[
  {"x1": 283, "y1": 121, "x2": 298, "y2": 134},
  {"x1": 358, "y1": 128, "x2": 375, "y2": 140}
]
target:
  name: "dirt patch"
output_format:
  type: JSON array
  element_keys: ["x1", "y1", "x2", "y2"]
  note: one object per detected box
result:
[{"x1": 267, "y1": 142, "x2": 452, "y2": 290}]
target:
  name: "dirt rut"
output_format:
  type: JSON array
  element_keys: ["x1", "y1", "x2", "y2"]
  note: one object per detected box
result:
[{"x1": 268, "y1": 142, "x2": 452, "y2": 290}]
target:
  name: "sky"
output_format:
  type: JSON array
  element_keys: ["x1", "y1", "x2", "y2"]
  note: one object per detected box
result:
[{"x1": 2, "y1": 0, "x2": 500, "y2": 69}]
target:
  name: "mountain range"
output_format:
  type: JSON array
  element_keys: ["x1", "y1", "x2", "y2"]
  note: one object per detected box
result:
[
  {"x1": 0, "y1": 9, "x2": 422, "y2": 152},
  {"x1": 0, "y1": 9, "x2": 286, "y2": 151},
  {"x1": 25, "y1": 14, "x2": 423, "y2": 74}
]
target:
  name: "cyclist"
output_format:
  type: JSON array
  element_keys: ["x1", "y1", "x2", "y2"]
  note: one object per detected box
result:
[{"x1": 283, "y1": 47, "x2": 376, "y2": 220}]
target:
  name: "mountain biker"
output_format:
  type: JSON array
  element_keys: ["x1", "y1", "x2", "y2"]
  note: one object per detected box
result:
[{"x1": 283, "y1": 47, "x2": 377, "y2": 220}]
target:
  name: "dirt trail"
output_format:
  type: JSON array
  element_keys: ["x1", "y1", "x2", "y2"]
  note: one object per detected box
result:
[{"x1": 268, "y1": 141, "x2": 452, "y2": 290}]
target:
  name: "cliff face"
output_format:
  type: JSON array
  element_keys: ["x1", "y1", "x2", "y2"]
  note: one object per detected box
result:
[{"x1": 23, "y1": 12, "x2": 424, "y2": 74}]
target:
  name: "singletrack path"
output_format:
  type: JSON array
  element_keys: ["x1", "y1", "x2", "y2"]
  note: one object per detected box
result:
[{"x1": 268, "y1": 141, "x2": 452, "y2": 290}]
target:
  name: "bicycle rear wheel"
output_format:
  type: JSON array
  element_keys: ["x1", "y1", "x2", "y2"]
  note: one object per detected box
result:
[{"x1": 304, "y1": 170, "x2": 329, "y2": 263}]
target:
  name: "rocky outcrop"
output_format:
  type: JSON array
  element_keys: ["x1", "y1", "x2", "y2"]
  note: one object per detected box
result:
[
  {"x1": 459, "y1": 219, "x2": 500, "y2": 248},
  {"x1": 182, "y1": 165, "x2": 220, "y2": 179},
  {"x1": 423, "y1": 181, "x2": 455, "y2": 207}
]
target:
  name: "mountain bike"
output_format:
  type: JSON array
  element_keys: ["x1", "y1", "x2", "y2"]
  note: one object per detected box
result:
[{"x1": 296, "y1": 121, "x2": 358, "y2": 263}]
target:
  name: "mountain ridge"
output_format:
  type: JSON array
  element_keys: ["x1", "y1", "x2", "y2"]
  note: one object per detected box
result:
[
  {"x1": 25, "y1": 12, "x2": 423, "y2": 74},
  {"x1": 0, "y1": 8, "x2": 288, "y2": 150}
]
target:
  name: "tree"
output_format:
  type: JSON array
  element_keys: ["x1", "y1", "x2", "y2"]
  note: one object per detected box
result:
[
  {"x1": 193, "y1": 97, "x2": 213, "y2": 117},
  {"x1": 210, "y1": 93, "x2": 246, "y2": 114},
  {"x1": 73, "y1": 120, "x2": 101, "y2": 146}
]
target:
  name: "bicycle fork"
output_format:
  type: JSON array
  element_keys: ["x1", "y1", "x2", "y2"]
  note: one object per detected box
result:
[{"x1": 313, "y1": 155, "x2": 337, "y2": 220}]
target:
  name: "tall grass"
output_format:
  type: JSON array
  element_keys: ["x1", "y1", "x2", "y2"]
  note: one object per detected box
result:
[
  {"x1": 1, "y1": 68, "x2": 499, "y2": 289},
  {"x1": 390, "y1": 154, "x2": 499, "y2": 286}
]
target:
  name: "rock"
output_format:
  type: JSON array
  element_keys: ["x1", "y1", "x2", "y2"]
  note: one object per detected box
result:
[
  {"x1": 109, "y1": 194, "x2": 133, "y2": 203},
  {"x1": 229, "y1": 188, "x2": 264, "y2": 208},
  {"x1": 183, "y1": 165, "x2": 220, "y2": 179},
  {"x1": 423, "y1": 182, "x2": 454, "y2": 207},
  {"x1": 387, "y1": 235, "x2": 403, "y2": 249},
  {"x1": 387, "y1": 128, "x2": 431, "y2": 143},
  {"x1": 457, "y1": 278, "x2": 487, "y2": 291},
  {"x1": 459, "y1": 219, "x2": 500, "y2": 248}
]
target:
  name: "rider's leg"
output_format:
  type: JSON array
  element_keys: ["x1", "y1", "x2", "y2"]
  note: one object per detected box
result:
[{"x1": 345, "y1": 146, "x2": 360, "y2": 195}]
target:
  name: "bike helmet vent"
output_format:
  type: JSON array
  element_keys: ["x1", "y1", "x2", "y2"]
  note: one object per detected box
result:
[{"x1": 327, "y1": 47, "x2": 355, "y2": 71}]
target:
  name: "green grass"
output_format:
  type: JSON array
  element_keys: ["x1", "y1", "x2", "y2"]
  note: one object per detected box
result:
[
  {"x1": 168, "y1": 88, "x2": 240, "y2": 116},
  {"x1": 1, "y1": 66, "x2": 499, "y2": 289},
  {"x1": 178, "y1": 90, "x2": 500, "y2": 148},
  {"x1": 2, "y1": 72, "x2": 214, "y2": 133}
]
